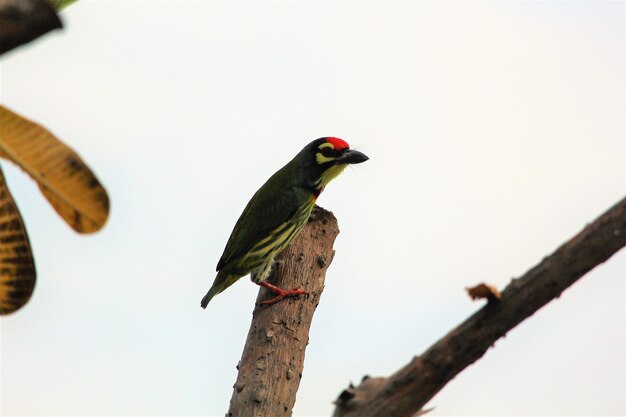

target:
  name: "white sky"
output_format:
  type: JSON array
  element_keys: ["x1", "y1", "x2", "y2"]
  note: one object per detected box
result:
[{"x1": 0, "y1": 1, "x2": 624, "y2": 416}]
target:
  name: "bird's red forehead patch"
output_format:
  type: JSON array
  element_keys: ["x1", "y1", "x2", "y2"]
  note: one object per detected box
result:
[{"x1": 326, "y1": 137, "x2": 349, "y2": 150}]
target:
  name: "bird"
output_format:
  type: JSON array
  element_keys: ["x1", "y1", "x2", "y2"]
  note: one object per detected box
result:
[{"x1": 201, "y1": 137, "x2": 368, "y2": 308}]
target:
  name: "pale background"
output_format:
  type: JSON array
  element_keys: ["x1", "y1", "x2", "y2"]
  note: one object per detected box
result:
[{"x1": 0, "y1": 1, "x2": 624, "y2": 416}]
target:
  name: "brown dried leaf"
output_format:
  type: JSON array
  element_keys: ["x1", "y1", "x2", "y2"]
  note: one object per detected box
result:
[
  {"x1": 466, "y1": 282, "x2": 501, "y2": 302},
  {"x1": 0, "y1": 0, "x2": 62, "y2": 56},
  {"x1": 0, "y1": 105, "x2": 109, "y2": 233},
  {"x1": 0, "y1": 164, "x2": 36, "y2": 315}
]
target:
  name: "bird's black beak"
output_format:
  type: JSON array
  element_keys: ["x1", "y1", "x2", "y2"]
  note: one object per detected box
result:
[{"x1": 339, "y1": 149, "x2": 369, "y2": 164}]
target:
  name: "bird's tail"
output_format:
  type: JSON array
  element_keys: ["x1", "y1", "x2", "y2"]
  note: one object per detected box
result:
[
  {"x1": 200, "y1": 285, "x2": 220, "y2": 309},
  {"x1": 200, "y1": 271, "x2": 239, "y2": 309}
]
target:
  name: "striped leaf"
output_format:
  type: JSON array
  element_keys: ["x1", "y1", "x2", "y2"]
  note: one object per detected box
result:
[
  {"x1": 0, "y1": 164, "x2": 36, "y2": 315},
  {"x1": 0, "y1": 105, "x2": 109, "y2": 233}
]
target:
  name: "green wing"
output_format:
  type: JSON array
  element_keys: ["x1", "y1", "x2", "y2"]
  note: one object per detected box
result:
[{"x1": 216, "y1": 181, "x2": 305, "y2": 272}]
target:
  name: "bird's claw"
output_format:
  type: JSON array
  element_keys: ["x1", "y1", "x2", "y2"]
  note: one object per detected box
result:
[{"x1": 259, "y1": 284, "x2": 308, "y2": 306}]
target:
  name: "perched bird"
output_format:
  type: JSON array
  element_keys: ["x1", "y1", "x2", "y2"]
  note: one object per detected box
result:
[{"x1": 201, "y1": 137, "x2": 368, "y2": 308}]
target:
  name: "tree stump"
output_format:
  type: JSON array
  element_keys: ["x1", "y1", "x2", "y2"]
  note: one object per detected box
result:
[{"x1": 227, "y1": 205, "x2": 340, "y2": 417}]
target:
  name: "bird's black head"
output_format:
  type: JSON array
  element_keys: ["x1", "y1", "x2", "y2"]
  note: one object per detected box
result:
[
  {"x1": 294, "y1": 137, "x2": 369, "y2": 190},
  {"x1": 310, "y1": 137, "x2": 369, "y2": 165}
]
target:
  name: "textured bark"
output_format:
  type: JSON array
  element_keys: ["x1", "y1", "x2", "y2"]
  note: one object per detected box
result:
[
  {"x1": 334, "y1": 197, "x2": 626, "y2": 417},
  {"x1": 0, "y1": 0, "x2": 62, "y2": 55},
  {"x1": 227, "y1": 205, "x2": 339, "y2": 417}
]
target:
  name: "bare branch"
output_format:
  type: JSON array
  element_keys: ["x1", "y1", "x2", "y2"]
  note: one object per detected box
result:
[
  {"x1": 227, "y1": 205, "x2": 340, "y2": 416},
  {"x1": 334, "y1": 197, "x2": 626, "y2": 417}
]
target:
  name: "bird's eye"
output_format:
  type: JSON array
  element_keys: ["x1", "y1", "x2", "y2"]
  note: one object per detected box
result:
[{"x1": 320, "y1": 147, "x2": 336, "y2": 157}]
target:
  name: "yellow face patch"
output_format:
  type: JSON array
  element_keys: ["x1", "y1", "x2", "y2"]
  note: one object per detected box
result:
[
  {"x1": 318, "y1": 163, "x2": 348, "y2": 188},
  {"x1": 315, "y1": 142, "x2": 337, "y2": 164},
  {"x1": 315, "y1": 152, "x2": 335, "y2": 164}
]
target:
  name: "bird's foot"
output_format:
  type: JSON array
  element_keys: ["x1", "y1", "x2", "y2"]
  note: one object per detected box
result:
[{"x1": 259, "y1": 281, "x2": 307, "y2": 306}]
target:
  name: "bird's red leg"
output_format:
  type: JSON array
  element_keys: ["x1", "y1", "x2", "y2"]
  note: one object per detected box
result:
[{"x1": 259, "y1": 281, "x2": 307, "y2": 306}]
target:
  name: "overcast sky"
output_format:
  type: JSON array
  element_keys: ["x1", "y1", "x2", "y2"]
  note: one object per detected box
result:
[{"x1": 0, "y1": 1, "x2": 624, "y2": 416}]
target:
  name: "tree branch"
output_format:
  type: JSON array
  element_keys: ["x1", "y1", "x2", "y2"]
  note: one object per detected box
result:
[
  {"x1": 227, "y1": 205, "x2": 340, "y2": 416},
  {"x1": 333, "y1": 196, "x2": 626, "y2": 417}
]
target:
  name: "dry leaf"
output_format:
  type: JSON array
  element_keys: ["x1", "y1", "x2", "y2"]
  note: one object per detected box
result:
[
  {"x1": 0, "y1": 0, "x2": 62, "y2": 56},
  {"x1": 0, "y1": 164, "x2": 36, "y2": 314},
  {"x1": 0, "y1": 105, "x2": 109, "y2": 233},
  {"x1": 466, "y1": 282, "x2": 501, "y2": 302}
]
